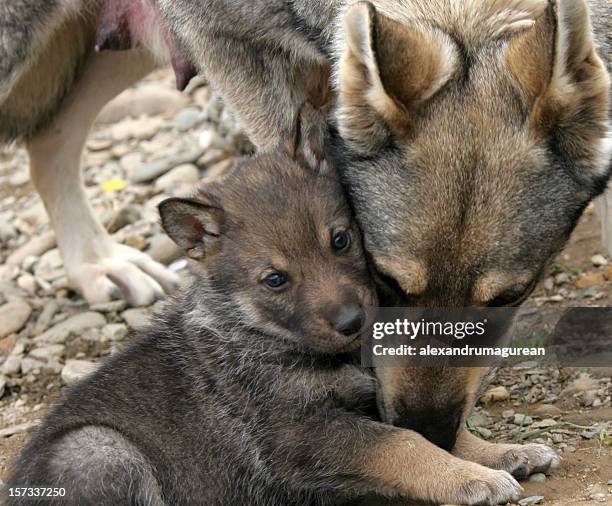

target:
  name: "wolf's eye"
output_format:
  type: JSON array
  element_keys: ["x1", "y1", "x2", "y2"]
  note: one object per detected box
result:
[
  {"x1": 332, "y1": 231, "x2": 351, "y2": 252},
  {"x1": 264, "y1": 272, "x2": 288, "y2": 291}
]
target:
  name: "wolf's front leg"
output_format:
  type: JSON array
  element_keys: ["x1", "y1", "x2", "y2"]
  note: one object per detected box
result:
[
  {"x1": 270, "y1": 415, "x2": 522, "y2": 506},
  {"x1": 453, "y1": 426, "x2": 560, "y2": 479},
  {"x1": 27, "y1": 50, "x2": 179, "y2": 306}
]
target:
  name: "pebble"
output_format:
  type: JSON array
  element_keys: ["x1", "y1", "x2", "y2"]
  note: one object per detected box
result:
[
  {"x1": 154, "y1": 163, "x2": 200, "y2": 192},
  {"x1": 97, "y1": 83, "x2": 189, "y2": 124},
  {"x1": 16, "y1": 273, "x2": 37, "y2": 293},
  {"x1": 121, "y1": 308, "x2": 150, "y2": 328},
  {"x1": 9, "y1": 171, "x2": 29, "y2": 187},
  {"x1": 82, "y1": 328, "x2": 102, "y2": 342},
  {"x1": 534, "y1": 404, "x2": 562, "y2": 418},
  {"x1": 106, "y1": 206, "x2": 142, "y2": 234},
  {"x1": 1, "y1": 355, "x2": 22, "y2": 376},
  {"x1": 591, "y1": 254, "x2": 609, "y2": 267},
  {"x1": 528, "y1": 473, "x2": 547, "y2": 483},
  {"x1": 146, "y1": 234, "x2": 182, "y2": 265},
  {"x1": 34, "y1": 249, "x2": 64, "y2": 282},
  {"x1": 575, "y1": 272, "x2": 605, "y2": 289},
  {"x1": 476, "y1": 427, "x2": 492, "y2": 438},
  {"x1": 554, "y1": 272, "x2": 570, "y2": 285},
  {"x1": 198, "y1": 130, "x2": 223, "y2": 151},
  {"x1": 61, "y1": 360, "x2": 98, "y2": 385},
  {"x1": 89, "y1": 300, "x2": 128, "y2": 313},
  {"x1": 481, "y1": 385, "x2": 510, "y2": 403},
  {"x1": 580, "y1": 430, "x2": 599, "y2": 440},
  {"x1": 0, "y1": 299, "x2": 32, "y2": 339},
  {"x1": 0, "y1": 221, "x2": 17, "y2": 243},
  {"x1": 35, "y1": 312, "x2": 106, "y2": 344},
  {"x1": 502, "y1": 409, "x2": 515, "y2": 419},
  {"x1": 130, "y1": 147, "x2": 205, "y2": 183},
  {"x1": 111, "y1": 116, "x2": 164, "y2": 142},
  {"x1": 583, "y1": 390, "x2": 597, "y2": 407},
  {"x1": 197, "y1": 148, "x2": 228, "y2": 168},
  {"x1": 531, "y1": 419, "x2": 557, "y2": 429},
  {"x1": 32, "y1": 300, "x2": 59, "y2": 336},
  {"x1": 118, "y1": 152, "x2": 144, "y2": 173},
  {"x1": 0, "y1": 375, "x2": 5, "y2": 398},
  {"x1": 468, "y1": 411, "x2": 492, "y2": 428},
  {"x1": 87, "y1": 138, "x2": 113, "y2": 151},
  {"x1": 514, "y1": 414, "x2": 533, "y2": 425},
  {"x1": 542, "y1": 277, "x2": 554, "y2": 291},
  {"x1": 173, "y1": 107, "x2": 204, "y2": 131},
  {"x1": 6, "y1": 232, "x2": 56, "y2": 266},
  {"x1": 29, "y1": 344, "x2": 65, "y2": 361},
  {"x1": 103, "y1": 323, "x2": 128, "y2": 341},
  {"x1": 20, "y1": 357, "x2": 45, "y2": 374},
  {"x1": 518, "y1": 496, "x2": 544, "y2": 505}
]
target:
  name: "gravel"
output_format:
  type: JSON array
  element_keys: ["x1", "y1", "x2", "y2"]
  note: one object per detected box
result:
[{"x1": 0, "y1": 299, "x2": 31, "y2": 338}]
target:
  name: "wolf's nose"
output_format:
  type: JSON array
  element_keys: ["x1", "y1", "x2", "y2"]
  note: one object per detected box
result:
[{"x1": 332, "y1": 305, "x2": 365, "y2": 336}]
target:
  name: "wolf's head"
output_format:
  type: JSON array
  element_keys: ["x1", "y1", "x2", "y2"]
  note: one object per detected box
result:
[
  {"x1": 159, "y1": 105, "x2": 376, "y2": 354},
  {"x1": 333, "y1": 0, "x2": 610, "y2": 307}
]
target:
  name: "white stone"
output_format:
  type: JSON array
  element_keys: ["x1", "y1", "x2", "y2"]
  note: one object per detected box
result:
[
  {"x1": 0, "y1": 299, "x2": 31, "y2": 338},
  {"x1": 35, "y1": 312, "x2": 106, "y2": 343},
  {"x1": 61, "y1": 360, "x2": 99, "y2": 385},
  {"x1": 154, "y1": 164, "x2": 199, "y2": 192}
]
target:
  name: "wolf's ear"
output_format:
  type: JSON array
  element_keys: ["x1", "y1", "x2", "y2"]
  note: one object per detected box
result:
[
  {"x1": 286, "y1": 101, "x2": 331, "y2": 175},
  {"x1": 158, "y1": 198, "x2": 223, "y2": 259},
  {"x1": 337, "y1": 2, "x2": 459, "y2": 153},
  {"x1": 508, "y1": 0, "x2": 610, "y2": 177}
]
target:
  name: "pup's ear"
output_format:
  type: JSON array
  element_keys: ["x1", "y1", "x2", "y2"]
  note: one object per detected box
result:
[
  {"x1": 286, "y1": 101, "x2": 331, "y2": 175},
  {"x1": 337, "y1": 2, "x2": 459, "y2": 153},
  {"x1": 158, "y1": 198, "x2": 223, "y2": 259},
  {"x1": 508, "y1": 0, "x2": 610, "y2": 179}
]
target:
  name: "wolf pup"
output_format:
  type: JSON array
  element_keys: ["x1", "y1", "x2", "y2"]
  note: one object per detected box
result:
[{"x1": 5, "y1": 109, "x2": 523, "y2": 506}]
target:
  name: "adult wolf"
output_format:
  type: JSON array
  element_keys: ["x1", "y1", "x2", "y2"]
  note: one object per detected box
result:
[{"x1": 0, "y1": 0, "x2": 608, "y2": 484}]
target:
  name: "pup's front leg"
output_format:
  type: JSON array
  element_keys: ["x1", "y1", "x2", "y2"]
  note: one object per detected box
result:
[
  {"x1": 453, "y1": 426, "x2": 560, "y2": 479},
  {"x1": 271, "y1": 416, "x2": 522, "y2": 505},
  {"x1": 27, "y1": 50, "x2": 179, "y2": 306}
]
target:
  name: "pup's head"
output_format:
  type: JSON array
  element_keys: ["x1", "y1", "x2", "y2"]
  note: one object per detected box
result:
[
  {"x1": 334, "y1": 0, "x2": 611, "y2": 307},
  {"x1": 159, "y1": 105, "x2": 376, "y2": 354}
]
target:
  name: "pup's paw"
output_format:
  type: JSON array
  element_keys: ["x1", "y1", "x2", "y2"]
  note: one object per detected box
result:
[
  {"x1": 496, "y1": 443, "x2": 560, "y2": 479},
  {"x1": 68, "y1": 243, "x2": 180, "y2": 307},
  {"x1": 455, "y1": 466, "x2": 523, "y2": 506}
]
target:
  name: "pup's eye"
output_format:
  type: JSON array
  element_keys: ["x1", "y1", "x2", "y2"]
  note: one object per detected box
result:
[
  {"x1": 331, "y1": 231, "x2": 351, "y2": 252},
  {"x1": 264, "y1": 272, "x2": 289, "y2": 291}
]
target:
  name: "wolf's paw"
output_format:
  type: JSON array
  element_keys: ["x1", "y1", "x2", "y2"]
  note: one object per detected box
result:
[
  {"x1": 455, "y1": 466, "x2": 523, "y2": 506},
  {"x1": 68, "y1": 243, "x2": 180, "y2": 307},
  {"x1": 496, "y1": 443, "x2": 560, "y2": 479}
]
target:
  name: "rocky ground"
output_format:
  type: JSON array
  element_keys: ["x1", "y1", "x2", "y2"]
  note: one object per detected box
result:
[{"x1": 0, "y1": 70, "x2": 610, "y2": 505}]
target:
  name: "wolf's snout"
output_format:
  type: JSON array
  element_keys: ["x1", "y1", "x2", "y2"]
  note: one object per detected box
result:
[
  {"x1": 329, "y1": 304, "x2": 365, "y2": 336},
  {"x1": 396, "y1": 407, "x2": 463, "y2": 452}
]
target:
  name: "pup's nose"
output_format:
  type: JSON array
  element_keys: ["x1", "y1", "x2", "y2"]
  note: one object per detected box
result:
[{"x1": 331, "y1": 305, "x2": 365, "y2": 336}]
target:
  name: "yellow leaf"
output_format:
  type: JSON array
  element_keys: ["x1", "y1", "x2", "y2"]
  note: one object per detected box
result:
[{"x1": 101, "y1": 179, "x2": 127, "y2": 193}]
